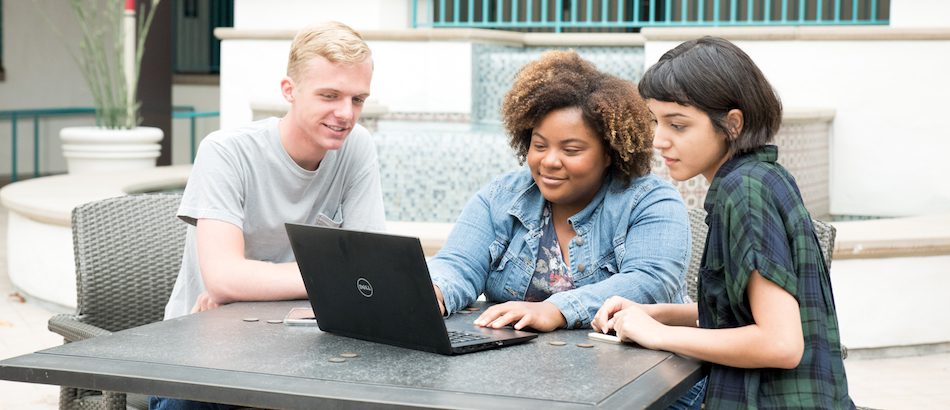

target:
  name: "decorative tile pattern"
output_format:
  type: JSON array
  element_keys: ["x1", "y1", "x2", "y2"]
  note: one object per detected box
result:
[
  {"x1": 376, "y1": 115, "x2": 832, "y2": 223},
  {"x1": 831, "y1": 214, "x2": 885, "y2": 222},
  {"x1": 380, "y1": 112, "x2": 471, "y2": 123},
  {"x1": 651, "y1": 118, "x2": 833, "y2": 219},
  {"x1": 472, "y1": 44, "x2": 645, "y2": 124},
  {"x1": 374, "y1": 122, "x2": 522, "y2": 222}
]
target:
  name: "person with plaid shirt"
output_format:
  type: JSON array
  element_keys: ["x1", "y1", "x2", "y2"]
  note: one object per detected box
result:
[{"x1": 592, "y1": 36, "x2": 854, "y2": 409}]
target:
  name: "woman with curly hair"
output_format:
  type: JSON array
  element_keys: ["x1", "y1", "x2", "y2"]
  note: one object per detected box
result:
[{"x1": 428, "y1": 50, "x2": 691, "y2": 334}]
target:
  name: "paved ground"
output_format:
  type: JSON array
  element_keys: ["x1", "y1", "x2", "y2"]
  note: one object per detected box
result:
[
  {"x1": 1, "y1": 205, "x2": 64, "y2": 409},
  {"x1": 1, "y1": 204, "x2": 949, "y2": 409}
]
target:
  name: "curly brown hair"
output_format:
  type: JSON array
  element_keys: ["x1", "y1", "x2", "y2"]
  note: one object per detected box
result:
[{"x1": 502, "y1": 50, "x2": 654, "y2": 183}]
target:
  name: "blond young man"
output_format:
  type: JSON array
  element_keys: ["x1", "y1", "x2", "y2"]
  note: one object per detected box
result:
[{"x1": 161, "y1": 21, "x2": 386, "y2": 321}]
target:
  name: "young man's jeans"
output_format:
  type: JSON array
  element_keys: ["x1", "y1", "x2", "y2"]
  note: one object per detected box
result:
[{"x1": 148, "y1": 396, "x2": 239, "y2": 410}]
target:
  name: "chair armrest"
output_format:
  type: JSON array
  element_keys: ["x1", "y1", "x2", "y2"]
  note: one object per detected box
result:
[{"x1": 48, "y1": 314, "x2": 112, "y2": 342}]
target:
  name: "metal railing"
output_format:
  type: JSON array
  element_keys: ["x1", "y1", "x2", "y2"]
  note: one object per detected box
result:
[
  {"x1": 412, "y1": 0, "x2": 889, "y2": 32},
  {"x1": 1, "y1": 107, "x2": 219, "y2": 182},
  {"x1": 172, "y1": 107, "x2": 221, "y2": 162},
  {"x1": 0, "y1": 108, "x2": 95, "y2": 182}
]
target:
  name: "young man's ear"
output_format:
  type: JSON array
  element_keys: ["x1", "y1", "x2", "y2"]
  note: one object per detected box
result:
[
  {"x1": 726, "y1": 109, "x2": 744, "y2": 140},
  {"x1": 280, "y1": 77, "x2": 295, "y2": 103}
]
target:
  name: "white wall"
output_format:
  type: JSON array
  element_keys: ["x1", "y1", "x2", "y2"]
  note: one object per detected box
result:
[
  {"x1": 0, "y1": 1, "x2": 220, "y2": 175},
  {"x1": 218, "y1": 38, "x2": 472, "y2": 129},
  {"x1": 644, "y1": 39, "x2": 950, "y2": 217},
  {"x1": 0, "y1": 1, "x2": 93, "y2": 176},
  {"x1": 218, "y1": 40, "x2": 289, "y2": 130},
  {"x1": 369, "y1": 41, "x2": 472, "y2": 114},
  {"x1": 234, "y1": 0, "x2": 413, "y2": 31},
  {"x1": 890, "y1": 0, "x2": 950, "y2": 27},
  {"x1": 6, "y1": 213, "x2": 76, "y2": 309},
  {"x1": 832, "y1": 255, "x2": 950, "y2": 349},
  {"x1": 221, "y1": 0, "x2": 464, "y2": 129},
  {"x1": 0, "y1": 1, "x2": 91, "y2": 110}
]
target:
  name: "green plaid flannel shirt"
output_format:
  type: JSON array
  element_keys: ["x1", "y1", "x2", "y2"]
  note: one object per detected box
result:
[{"x1": 698, "y1": 145, "x2": 854, "y2": 409}]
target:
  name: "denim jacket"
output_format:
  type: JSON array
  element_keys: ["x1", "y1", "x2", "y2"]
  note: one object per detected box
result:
[{"x1": 429, "y1": 169, "x2": 690, "y2": 329}]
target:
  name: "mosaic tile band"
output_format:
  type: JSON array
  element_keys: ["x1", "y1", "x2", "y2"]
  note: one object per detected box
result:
[
  {"x1": 472, "y1": 45, "x2": 646, "y2": 124},
  {"x1": 374, "y1": 115, "x2": 831, "y2": 222}
]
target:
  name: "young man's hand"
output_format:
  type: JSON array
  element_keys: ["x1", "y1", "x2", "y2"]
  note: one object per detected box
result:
[{"x1": 190, "y1": 291, "x2": 221, "y2": 313}]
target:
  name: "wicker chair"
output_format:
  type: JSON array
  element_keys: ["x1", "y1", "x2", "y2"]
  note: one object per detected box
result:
[
  {"x1": 684, "y1": 208, "x2": 709, "y2": 302},
  {"x1": 48, "y1": 193, "x2": 186, "y2": 410},
  {"x1": 683, "y1": 208, "x2": 845, "y2": 361},
  {"x1": 811, "y1": 217, "x2": 842, "y2": 358},
  {"x1": 684, "y1": 208, "x2": 837, "y2": 302}
]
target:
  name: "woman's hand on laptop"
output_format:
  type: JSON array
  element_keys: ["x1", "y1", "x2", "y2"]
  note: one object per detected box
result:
[
  {"x1": 474, "y1": 301, "x2": 566, "y2": 332},
  {"x1": 432, "y1": 284, "x2": 446, "y2": 316}
]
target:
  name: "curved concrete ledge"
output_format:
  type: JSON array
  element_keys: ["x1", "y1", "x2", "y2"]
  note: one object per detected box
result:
[
  {"x1": 827, "y1": 215, "x2": 950, "y2": 352},
  {"x1": 642, "y1": 26, "x2": 950, "y2": 41},
  {"x1": 0, "y1": 166, "x2": 191, "y2": 227},
  {"x1": 215, "y1": 27, "x2": 646, "y2": 46},
  {"x1": 833, "y1": 215, "x2": 950, "y2": 259},
  {"x1": 783, "y1": 108, "x2": 836, "y2": 124},
  {"x1": 215, "y1": 26, "x2": 950, "y2": 45},
  {"x1": 3, "y1": 166, "x2": 947, "y2": 352}
]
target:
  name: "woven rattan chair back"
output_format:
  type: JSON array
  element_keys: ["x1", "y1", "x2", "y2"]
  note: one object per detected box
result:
[
  {"x1": 812, "y1": 218, "x2": 836, "y2": 270},
  {"x1": 685, "y1": 208, "x2": 709, "y2": 302},
  {"x1": 683, "y1": 208, "x2": 836, "y2": 302},
  {"x1": 52, "y1": 193, "x2": 185, "y2": 410},
  {"x1": 71, "y1": 193, "x2": 185, "y2": 332}
]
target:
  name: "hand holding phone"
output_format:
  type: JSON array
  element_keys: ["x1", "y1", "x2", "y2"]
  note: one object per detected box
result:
[{"x1": 587, "y1": 331, "x2": 622, "y2": 344}]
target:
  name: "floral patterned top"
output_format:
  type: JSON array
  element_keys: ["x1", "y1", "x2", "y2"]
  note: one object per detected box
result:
[{"x1": 524, "y1": 203, "x2": 576, "y2": 301}]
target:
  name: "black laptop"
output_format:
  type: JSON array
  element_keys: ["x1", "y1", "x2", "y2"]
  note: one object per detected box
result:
[{"x1": 285, "y1": 223, "x2": 538, "y2": 355}]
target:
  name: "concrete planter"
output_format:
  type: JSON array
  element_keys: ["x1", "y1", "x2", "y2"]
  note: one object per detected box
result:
[{"x1": 60, "y1": 126, "x2": 163, "y2": 174}]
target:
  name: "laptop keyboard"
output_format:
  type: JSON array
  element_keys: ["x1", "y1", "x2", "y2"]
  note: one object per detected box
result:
[{"x1": 447, "y1": 330, "x2": 491, "y2": 345}]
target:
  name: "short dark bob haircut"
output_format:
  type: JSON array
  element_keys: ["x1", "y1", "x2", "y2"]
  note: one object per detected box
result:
[
  {"x1": 502, "y1": 50, "x2": 654, "y2": 183},
  {"x1": 639, "y1": 36, "x2": 782, "y2": 156}
]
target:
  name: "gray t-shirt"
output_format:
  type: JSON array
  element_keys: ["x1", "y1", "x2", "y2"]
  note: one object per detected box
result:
[{"x1": 164, "y1": 117, "x2": 386, "y2": 319}]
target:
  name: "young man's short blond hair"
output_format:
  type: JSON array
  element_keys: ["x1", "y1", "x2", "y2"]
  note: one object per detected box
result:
[{"x1": 286, "y1": 21, "x2": 371, "y2": 81}]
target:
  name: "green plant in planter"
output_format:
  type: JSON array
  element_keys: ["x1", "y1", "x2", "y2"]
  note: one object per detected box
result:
[{"x1": 37, "y1": 0, "x2": 161, "y2": 129}]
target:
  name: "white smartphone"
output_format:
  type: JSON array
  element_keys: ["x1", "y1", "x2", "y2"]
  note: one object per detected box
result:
[
  {"x1": 283, "y1": 307, "x2": 317, "y2": 326},
  {"x1": 587, "y1": 332, "x2": 622, "y2": 344}
]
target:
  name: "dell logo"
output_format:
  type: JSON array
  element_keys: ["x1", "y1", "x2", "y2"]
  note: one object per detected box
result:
[{"x1": 356, "y1": 278, "x2": 373, "y2": 297}]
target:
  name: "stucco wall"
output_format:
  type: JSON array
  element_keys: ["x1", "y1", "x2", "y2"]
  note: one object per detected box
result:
[
  {"x1": 832, "y1": 255, "x2": 950, "y2": 349},
  {"x1": 0, "y1": 1, "x2": 93, "y2": 176},
  {"x1": 218, "y1": 37, "x2": 472, "y2": 130},
  {"x1": 234, "y1": 0, "x2": 412, "y2": 30},
  {"x1": 0, "y1": 1, "x2": 221, "y2": 176},
  {"x1": 890, "y1": 0, "x2": 950, "y2": 26},
  {"x1": 643, "y1": 36, "x2": 950, "y2": 217}
]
